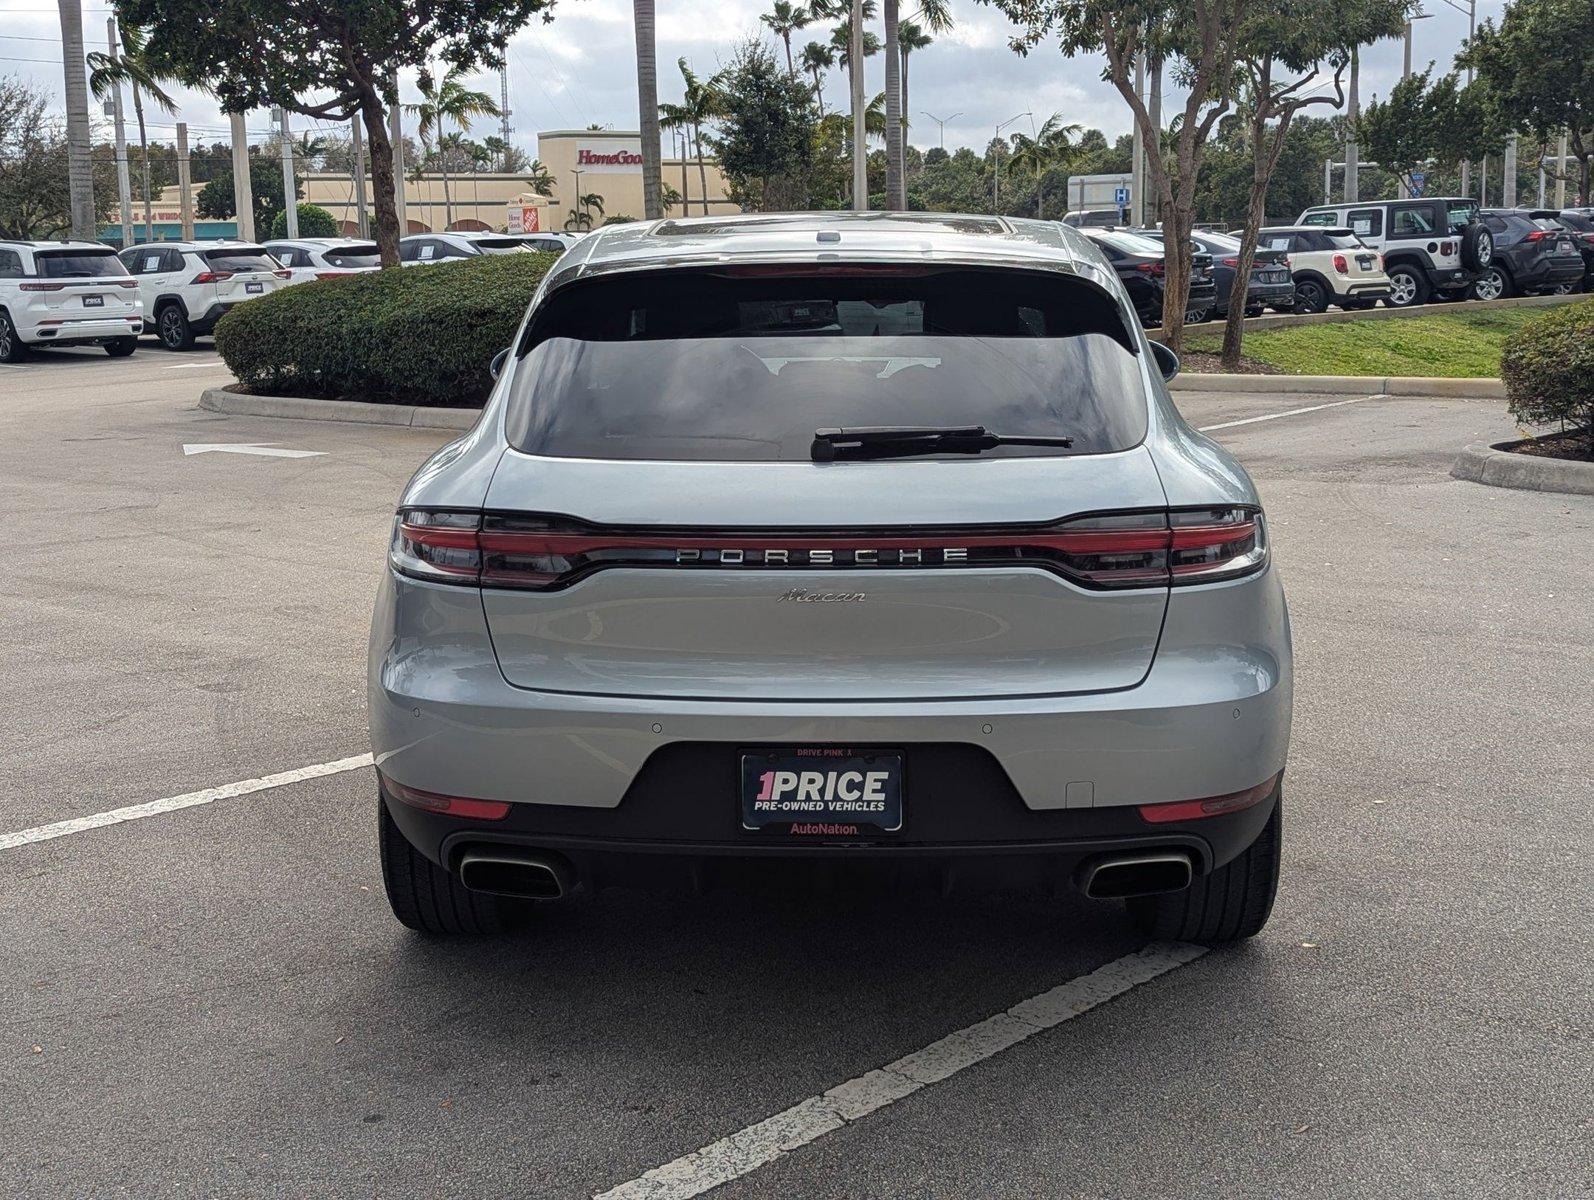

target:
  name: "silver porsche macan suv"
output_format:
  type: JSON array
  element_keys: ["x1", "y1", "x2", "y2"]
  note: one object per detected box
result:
[{"x1": 369, "y1": 212, "x2": 1293, "y2": 942}]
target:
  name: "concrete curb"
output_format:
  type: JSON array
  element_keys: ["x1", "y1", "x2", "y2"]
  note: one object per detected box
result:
[
  {"x1": 199, "y1": 386, "x2": 480, "y2": 431},
  {"x1": 1172, "y1": 374, "x2": 1505, "y2": 397},
  {"x1": 1450, "y1": 436, "x2": 1594, "y2": 496}
]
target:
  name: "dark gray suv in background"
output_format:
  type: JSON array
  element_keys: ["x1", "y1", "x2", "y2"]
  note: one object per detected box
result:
[{"x1": 369, "y1": 213, "x2": 1293, "y2": 944}]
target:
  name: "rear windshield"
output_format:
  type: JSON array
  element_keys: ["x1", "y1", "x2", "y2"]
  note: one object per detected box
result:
[
  {"x1": 1558, "y1": 211, "x2": 1593, "y2": 232},
  {"x1": 37, "y1": 250, "x2": 127, "y2": 278},
  {"x1": 505, "y1": 269, "x2": 1148, "y2": 462},
  {"x1": 203, "y1": 248, "x2": 277, "y2": 272},
  {"x1": 323, "y1": 243, "x2": 379, "y2": 267},
  {"x1": 1093, "y1": 231, "x2": 1166, "y2": 256},
  {"x1": 474, "y1": 237, "x2": 528, "y2": 254},
  {"x1": 1323, "y1": 232, "x2": 1364, "y2": 250}
]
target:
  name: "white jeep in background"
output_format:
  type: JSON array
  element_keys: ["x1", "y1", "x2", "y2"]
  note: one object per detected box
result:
[{"x1": 0, "y1": 240, "x2": 144, "y2": 362}]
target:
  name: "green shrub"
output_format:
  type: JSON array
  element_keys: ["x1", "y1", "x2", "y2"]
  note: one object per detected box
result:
[
  {"x1": 1500, "y1": 299, "x2": 1594, "y2": 454},
  {"x1": 213, "y1": 253, "x2": 556, "y2": 407},
  {"x1": 268, "y1": 202, "x2": 339, "y2": 239}
]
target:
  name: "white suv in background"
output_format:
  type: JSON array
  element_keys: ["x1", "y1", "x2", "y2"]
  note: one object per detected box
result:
[
  {"x1": 0, "y1": 240, "x2": 144, "y2": 362},
  {"x1": 398, "y1": 232, "x2": 531, "y2": 265},
  {"x1": 1258, "y1": 225, "x2": 1392, "y2": 313},
  {"x1": 117, "y1": 241, "x2": 289, "y2": 350},
  {"x1": 262, "y1": 237, "x2": 382, "y2": 285}
]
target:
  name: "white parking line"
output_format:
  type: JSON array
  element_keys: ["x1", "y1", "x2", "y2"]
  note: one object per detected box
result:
[
  {"x1": 594, "y1": 941, "x2": 1208, "y2": 1200},
  {"x1": 163, "y1": 361, "x2": 227, "y2": 369},
  {"x1": 0, "y1": 754, "x2": 373, "y2": 852},
  {"x1": 1197, "y1": 393, "x2": 1380, "y2": 432}
]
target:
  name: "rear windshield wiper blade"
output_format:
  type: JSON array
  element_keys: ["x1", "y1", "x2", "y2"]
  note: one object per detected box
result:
[{"x1": 811, "y1": 425, "x2": 1074, "y2": 462}]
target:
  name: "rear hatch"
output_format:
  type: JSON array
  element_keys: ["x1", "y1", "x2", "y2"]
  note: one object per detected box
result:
[
  {"x1": 202, "y1": 246, "x2": 285, "y2": 305},
  {"x1": 1249, "y1": 247, "x2": 1291, "y2": 286},
  {"x1": 31, "y1": 249, "x2": 141, "y2": 324},
  {"x1": 471, "y1": 265, "x2": 1176, "y2": 702}
]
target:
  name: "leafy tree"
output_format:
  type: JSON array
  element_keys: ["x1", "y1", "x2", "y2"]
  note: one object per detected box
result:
[
  {"x1": 1216, "y1": 0, "x2": 1410, "y2": 368},
  {"x1": 481, "y1": 135, "x2": 530, "y2": 172},
  {"x1": 407, "y1": 64, "x2": 500, "y2": 231},
  {"x1": 0, "y1": 75, "x2": 117, "y2": 238},
  {"x1": 86, "y1": 22, "x2": 177, "y2": 243},
  {"x1": 196, "y1": 155, "x2": 300, "y2": 231},
  {"x1": 1358, "y1": 69, "x2": 1506, "y2": 195},
  {"x1": 269, "y1": 201, "x2": 338, "y2": 237},
  {"x1": 714, "y1": 39, "x2": 819, "y2": 211},
  {"x1": 986, "y1": 0, "x2": 1250, "y2": 351},
  {"x1": 1463, "y1": 0, "x2": 1593, "y2": 204},
  {"x1": 119, "y1": 0, "x2": 554, "y2": 266}
]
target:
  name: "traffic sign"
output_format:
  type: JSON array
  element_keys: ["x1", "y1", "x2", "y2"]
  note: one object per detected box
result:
[{"x1": 1114, "y1": 186, "x2": 1131, "y2": 206}]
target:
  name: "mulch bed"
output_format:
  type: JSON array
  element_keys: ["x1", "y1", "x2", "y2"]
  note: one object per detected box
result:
[
  {"x1": 1178, "y1": 350, "x2": 1283, "y2": 375},
  {"x1": 1507, "y1": 428, "x2": 1594, "y2": 463}
]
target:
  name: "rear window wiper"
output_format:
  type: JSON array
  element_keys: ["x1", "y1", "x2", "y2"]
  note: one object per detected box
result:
[{"x1": 811, "y1": 425, "x2": 1074, "y2": 462}]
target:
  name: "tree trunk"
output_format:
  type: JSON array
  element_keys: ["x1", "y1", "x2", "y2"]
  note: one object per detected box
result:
[
  {"x1": 132, "y1": 86, "x2": 153, "y2": 241},
  {"x1": 783, "y1": 33, "x2": 794, "y2": 76},
  {"x1": 358, "y1": 86, "x2": 400, "y2": 267},
  {"x1": 440, "y1": 143, "x2": 452, "y2": 230},
  {"x1": 849, "y1": 0, "x2": 866, "y2": 211},
  {"x1": 1221, "y1": 110, "x2": 1281, "y2": 369},
  {"x1": 679, "y1": 130, "x2": 690, "y2": 215},
  {"x1": 884, "y1": 0, "x2": 903, "y2": 210},
  {"x1": 633, "y1": 0, "x2": 664, "y2": 220},
  {"x1": 694, "y1": 123, "x2": 710, "y2": 214},
  {"x1": 57, "y1": 0, "x2": 96, "y2": 241},
  {"x1": 811, "y1": 67, "x2": 825, "y2": 117}
]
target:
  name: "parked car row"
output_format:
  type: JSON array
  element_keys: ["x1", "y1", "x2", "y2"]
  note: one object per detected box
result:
[
  {"x1": 1074, "y1": 197, "x2": 1591, "y2": 327},
  {"x1": 1, "y1": 231, "x2": 580, "y2": 360}
]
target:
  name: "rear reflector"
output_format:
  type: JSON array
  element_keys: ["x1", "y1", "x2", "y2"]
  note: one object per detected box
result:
[
  {"x1": 381, "y1": 773, "x2": 511, "y2": 821},
  {"x1": 1137, "y1": 773, "x2": 1280, "y2": 823},
  {"x1": 392, "y1": 506, "x2": 1267, "y2": 593}
]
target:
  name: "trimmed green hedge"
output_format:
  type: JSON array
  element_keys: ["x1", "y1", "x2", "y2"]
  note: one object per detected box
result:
[
  {"x1": 1501, "y1": 299, "x2": 1594, "y2": 452},
  {"x1": 213, "y1": 253, "x2": 556, "y2": 407}
]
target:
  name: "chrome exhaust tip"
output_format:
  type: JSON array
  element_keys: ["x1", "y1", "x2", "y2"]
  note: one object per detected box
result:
[
  {"x1": 1078, "y1": 852, "x2": 1193, "y2": 900},
  {"x1": 458, "y1": 850, "x2": 574, "y2": 900}
]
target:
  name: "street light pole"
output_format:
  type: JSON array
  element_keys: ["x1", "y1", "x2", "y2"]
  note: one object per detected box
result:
[
  {"x1": 1460, "y1": 0, "x2": 1476, "y2": 197},
  {"x1": 105, "y1": 18, "x2": 133, "y2": 247},
  {"x1": 992, "y1": 111, "x2": 1030, "y2": 214},
  {"x1": 920, "y1": 111, "x2": 960, "y2": 152},
  {"x1": 275, "y1": 107, "x2": 299, "y2": 238}
]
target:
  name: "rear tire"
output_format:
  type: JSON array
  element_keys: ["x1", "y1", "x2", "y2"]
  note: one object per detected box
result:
[
  {"x1": 156, "y1": 304, "x2": 194, "y2": 351},
  {"x1": 1293, "y1": 279, "x2": 1327, "y2": 314},
  {"x1": 1470, "y1": 265, "x2": 1512, "y2": 301},
  {"x1": 105, "y1": 337, "x2": 138, "y2": 357},
  {"x1": 1384, "y1": 264, "x2": 1428, "y2": 308},
  {"x1": 378, "y1": 795, "x2": 525, "y2": 935},
  {"x1": 0, "y1": 311, "x2": 27, "y2": 363},
  {"x1": 1128, "y1": 794, "x2": 1282, "y2": 945}
]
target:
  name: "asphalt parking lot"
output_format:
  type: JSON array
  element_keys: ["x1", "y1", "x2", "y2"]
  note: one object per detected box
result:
[{"x1": 2, "y1": 344, "x2": 1590, "y2": 1199}]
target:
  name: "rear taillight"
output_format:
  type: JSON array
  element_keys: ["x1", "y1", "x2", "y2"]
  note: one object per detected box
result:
[
  {"x1": 1134, "y1": 261, "x2": 1166, "y2": 276},
  {"x1": 190, "y1": 270, "x2": 233, "y2": 283},
  {"x1": 274, "y1": 269, "x2": 292, "y2": 278},
  {"x1": 1440, "y1": 241, "x2": 1455, "y2": 256},
  {"x1": 1137, "y1": 773, "x2": 1280, "y2": 823},
  {"x1": 1332, "y1": 253, "x2": 1348, "y2": 274},
  {"x1": 1221, "y1": 256, "x2": 1239, "y2": 268},
  {"x1": 19, "y1": 282, "x2": 65, "y2": 292},
  {"x1": 391, "y1": 507, "x2": 1269, "y2": 593},
  {"x1": 380, "y1": 772, "x2": 511, "y2": 821}
]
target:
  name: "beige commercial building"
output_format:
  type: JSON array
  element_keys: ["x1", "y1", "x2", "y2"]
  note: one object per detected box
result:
[{"x1": 299, "y1": 129, "x2": 735, "y2": 235}]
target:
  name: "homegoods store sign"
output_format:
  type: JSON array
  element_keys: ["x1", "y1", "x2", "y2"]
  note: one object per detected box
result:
[{"x1": 575, "y1": 140, "x2": 643, "y2": 172}]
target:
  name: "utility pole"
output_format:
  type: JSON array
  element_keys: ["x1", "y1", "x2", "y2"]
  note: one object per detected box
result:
[
  {"x1": 1502, "y1": 135, "x2": 1517, "y2": 208},
  {"x1": 1554, "y1": 130, "x2": 1568, "y2": 209},
  {"x1": 106, "y1": 18, "x2": 133, "y2": 246},
  {"x1": 351, "y1": 115, "x2": 369, "y2": 237},
  {"x1": 1460, "y1": 0, "x2": 1476, "y2": 197},
  {"x1": 59, "y1": 0, "x2": 97, "y2": 241},
  {"x1": 1344, "y1": 46, "x2": 1360, "y2": 203},
  {"x1": 176, "y1": 121, "x2": 194, "y2": 240},
  {"x1": 1130, "y1": 46, "x2": 1145, "y2": 227},
  {"x1": 1148, "y1": 32, "x2": 1162, "y2": 225},
  {"x1": 229, "y1": 111, "x2": 256, "y2": 240},
  {"x1": 389, "y1": 71, "x2": 407, "y2": 236},
  {"x1": 499, "y1": 65, "x2": 513, "y2": 171},
  {"x1": 920, "y1": 111, "x2": 959, "y2": 152},
  {"x1": 850, "y1": 0, "x2": 866, "y2": 211},
  {"x1": 1324, "y1": 158, "x2": 1333, "y2": 205},
  {"x1": 275, "y1": 107, "x2": 298, "y2": 238}
]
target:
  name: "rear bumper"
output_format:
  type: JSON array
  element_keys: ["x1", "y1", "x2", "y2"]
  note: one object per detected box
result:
[
  {"x1": 189, "y1": 303, "x2": 234, "y2": 335},
  {"x1": 1339, "y1": 281, "x2": 1391, "y2": 299},
  {"x1": 18, "y1": 313, "x2": 143, "y2": 344},
  {"x1": 1517, "y1": 257, "x2": 1586, "y2": 289},
  {"x1": 369, "y1": 566, "x2": 1293, "y2": 859}
]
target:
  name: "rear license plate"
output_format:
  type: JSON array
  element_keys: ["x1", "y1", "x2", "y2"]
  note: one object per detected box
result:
[
  {"x1": 245, "y1": 281, "x2": 264, "y2": 293},
  {"x1": 82, "y1": 294, "x2": 104, "y2": 307},
  {"x1": 1357, "y1": 255, "x2": 1375, "y2": 269},
  {"x1": 740, "y1": 749, "x2": 904, "y2": 835}
]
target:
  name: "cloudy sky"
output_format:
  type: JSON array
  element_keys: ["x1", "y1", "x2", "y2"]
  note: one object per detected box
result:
[{"x1": 2, "y1": 0, "x2": 1497, "y2": 160}]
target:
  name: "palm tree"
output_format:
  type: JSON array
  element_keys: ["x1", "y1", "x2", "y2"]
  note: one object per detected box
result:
[
  {"x1": 896, "y1": 21, "x2": 931, "y2": 122},
  {"x1": 86, "y1": 23, "x2": 175, "y2": 243},
  {"x1": 670, "y1": 59, "x2": 724, "y2": 216},
  {"x1": 658, "y1": 105, "x2": 694, "y2": 213},
  {"x1": 634, "y1": 0, "x2": 664, "y2": 219},
  {"x1": 761, "y1": 1, "x2": 812, "y2": 77},
  {"x1": 1006, "y1": 113, "x2": 1082, "y2": 219},
  {"x1": 799, "y1": 41, "x2": 834, "y2": 114},
  {"x1": 521, "y1": 159, "x2": 556, "y2": 198},
  {"x1": 407, "y1": 65, "x2": 499, "y2": 230}
]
